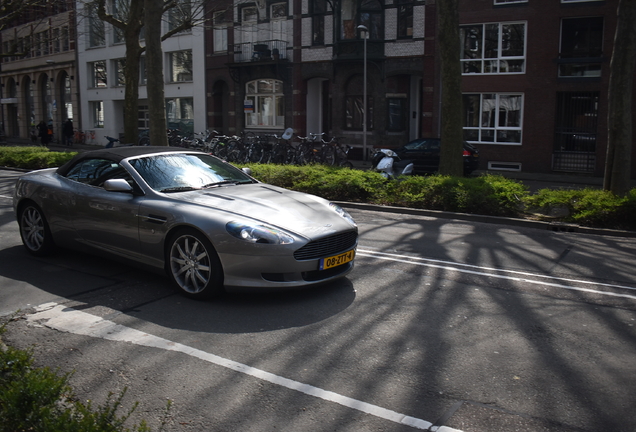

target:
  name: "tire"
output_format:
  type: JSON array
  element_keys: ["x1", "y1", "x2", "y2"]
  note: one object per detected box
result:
[
  {"x1": 248, "y1": 143, "x2": 265, "y2": 163},
  {"x1": 296, "y1": 144, "x2": 313, "y2": 165},
  {"x1": 321, "y1": 146, "x2": 336, "y2": 165},
  {"x1": 225, "y1": 140, "x2": 242, "y2": 162},
  {"x1": 166, "y1": 228, "x2": 224, "y2": 299},
  {"x1": 214, "y1": 141, "x2": 229, "y2": 159},
  {"x1": 18, "y1": 203, "x2": 56, "y2": 256}
]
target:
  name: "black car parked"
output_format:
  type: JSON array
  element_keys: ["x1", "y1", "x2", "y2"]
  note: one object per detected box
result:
[{"x1": 394, "y1": 138, "x2": 480, "y2": 176}]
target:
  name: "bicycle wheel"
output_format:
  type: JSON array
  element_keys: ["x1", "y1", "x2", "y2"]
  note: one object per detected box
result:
[
  {"x1": 214, "y1": 141, "x2": 229, "y2": 159},
  {"x1": 295, "y1": 143, "x2": 314, "y2": 165},
  {"x1": 225, "y1": 140, "x2": 243, "y2": 162},
  {"x1": 321, "y1": 146, "x2": 336, "y2": 165},
  {"x1": 248, "y1": 142, "x2": 265, "y2": 163}
]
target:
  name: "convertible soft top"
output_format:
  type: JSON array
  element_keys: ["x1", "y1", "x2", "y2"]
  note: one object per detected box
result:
[{"x1": 56, "y1": 146, "x2": 197, "y2": 176}]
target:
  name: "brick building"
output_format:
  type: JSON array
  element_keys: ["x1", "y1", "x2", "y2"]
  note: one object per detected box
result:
[
  {"x1": 459, "y1": 0, "x2": 631, "y2": 177},
  {"x1": 206, "y1": 0, "x2": 430, "y2": 160},
  {"x1": 0, "y1": 0, "x2": 77, "y2": 142},
  {"x1": 207, "y1": 0, "x2": 634, "y2": 177}
]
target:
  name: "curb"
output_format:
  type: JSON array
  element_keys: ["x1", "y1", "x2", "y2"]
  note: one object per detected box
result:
[{"x1": 338, "y1": 201, "x2": 636, "y2": 238}]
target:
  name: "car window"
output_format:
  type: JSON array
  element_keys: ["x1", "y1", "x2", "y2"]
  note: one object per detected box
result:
[
  {"x1": 404, "y1": 140, "x2": 424, "y2": 150},
  {"x1": 427, "y1": 140, "x2": 441, "y2": 151},
  {"x1": 64, "y1": 158, "x2": 132, "y2": 187},
  {"x1": 129, "y1": 153, "x2": 254, "y2": 192}
]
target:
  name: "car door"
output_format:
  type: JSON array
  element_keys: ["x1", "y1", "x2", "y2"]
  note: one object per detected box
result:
[
  {"x1": 401, "y1": 139, "x2": 442, "y2": 174},
  {"x1": 416, "y1": 139, "x2": 441, "y2": 173},
  {"x1": 64, "y1": 158, "x2": 145, "y2": 259}
]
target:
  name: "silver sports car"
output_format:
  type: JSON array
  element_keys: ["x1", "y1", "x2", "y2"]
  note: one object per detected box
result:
[{"x1": 13, "y1": 147, "x2": 358, "y2": 299}]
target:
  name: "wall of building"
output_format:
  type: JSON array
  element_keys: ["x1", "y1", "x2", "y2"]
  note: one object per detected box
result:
[
  {"x1": 0, "y1": 8, "x2": 78, "y2": 142},
  {"x1": 75, "y1": 2, "x2": 206, "y2": 146},
  {"x1": 459, "y1": 0, "x2": 629, "y2": 177}
]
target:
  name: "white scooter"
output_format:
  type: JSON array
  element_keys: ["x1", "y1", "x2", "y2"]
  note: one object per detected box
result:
[{"x1": 371, "y1": 149, "x2": 414, "y2": 178}]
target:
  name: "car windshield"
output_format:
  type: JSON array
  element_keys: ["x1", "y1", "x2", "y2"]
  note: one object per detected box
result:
[{"x1": 129, "y1": 153, "x2": 255, "y2": 192}]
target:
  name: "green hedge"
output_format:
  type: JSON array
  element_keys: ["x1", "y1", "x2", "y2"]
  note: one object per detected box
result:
[
  {"x1": 0, "y1": 324, "x2": 165, "y2": 432},
  {"x1": 0, "y1": 147, "x2": 76, "y2": 170},
  {"x1": 2, "y1": 147, "x2": 634, "y2": 231},
  {"x1": 242, "y1": 163, "x2": 636, "y2": 230}
]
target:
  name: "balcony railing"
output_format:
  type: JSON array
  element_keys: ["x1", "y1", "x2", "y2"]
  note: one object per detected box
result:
[{"x1": 234, "y1": 40, "x2": 287, "y2": 63}]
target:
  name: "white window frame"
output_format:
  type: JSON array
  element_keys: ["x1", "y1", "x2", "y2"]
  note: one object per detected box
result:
[
  {"x1": 87, "y1": 5, "x2": 105, "y2": 48},
  {"x1": 245, "y1": 79, "x2": 285, "y2": 129},
  {"x1": 242, "y1": 6, "x2": 258, "y2": 23},
  {"x1": 166, "y1": 97, "x2": 194, "y2": 133},
  {"x1": 461, "y1": 22, "x2": 527, "y2": 75},
  {"x1": 270, "y1": 2, "x2": 287, "y2": 41},
  {"x1": 168, "y1": 50, "x2": 193, "y2": 82},
  {"x1": 213, "y1": 11, "x2": 228, "y2": 53},
  {"x1": 561, "y1": 0, "x2": 597, "y2": 3},
  {"x1": 113, "y1": 58, "x2": 126, "y2": 87},
  {"x1": 89, "y1": 61, "x2": 108, "y2": 88},
  {"x1": 90, "y1": 101, "x2": 104, "y2": 128},
  {"x1": 494, "y1": 0, "x2": 527, "y2": 4},
  {"x1": 463, "y1": 93, "x2": 524, "y2": 146}
]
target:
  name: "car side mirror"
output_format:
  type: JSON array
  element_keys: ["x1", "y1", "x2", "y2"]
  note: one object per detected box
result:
[
  {"x1": 242, "y1": 167, "x2": 252, "y2": 176},
  {"x1": 103, "y1": 178, "x2": 133, "y2": 192}
]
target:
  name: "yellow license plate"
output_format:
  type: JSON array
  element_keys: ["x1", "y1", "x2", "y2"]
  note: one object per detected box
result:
[{"x1": 320, "y1": 249, "x2": 355, "y2": 270}]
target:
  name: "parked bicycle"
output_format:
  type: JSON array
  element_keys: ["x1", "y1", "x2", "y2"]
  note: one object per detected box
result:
[
  {"x1": 321, "y1": 135, "x2": 353, "y2": 168},
  {"x1": 265, "y1": 128, "x2": 296, "y2": 164},
  {"x1": 294, "y1": 132, "x2": 323, "y2": 165}
]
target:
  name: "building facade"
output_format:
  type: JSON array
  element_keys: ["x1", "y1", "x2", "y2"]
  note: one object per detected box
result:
[
  {"x1": 75, "y1": 0, "x2": 207, "y2": 146},
  {"x1": 207, "y1": 0, "x2": 634, "y2": 177},
  {"x1": 0, "y1": 0, "x2": 78, "y2": 142},
  {"x1": 459, "y1": 0, "x2": 632, "y2": 177},
  {"x1": 206, "y1": 0, "x2": 431, "y2": 160}
]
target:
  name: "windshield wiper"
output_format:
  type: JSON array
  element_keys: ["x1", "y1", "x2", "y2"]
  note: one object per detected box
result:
[
  {"x1": 202, "y1": 180, "x2": 253, "y2": 189},
  {"x1": 159, "y1": 186, "x2": 201, "y2": 193}
]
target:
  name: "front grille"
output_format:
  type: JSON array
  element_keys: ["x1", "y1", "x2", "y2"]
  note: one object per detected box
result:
[{"x1": 294, "y1": 230, "x2": 358, "y2": 261}]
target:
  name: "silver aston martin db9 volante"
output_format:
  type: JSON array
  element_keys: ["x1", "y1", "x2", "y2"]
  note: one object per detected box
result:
[{"x1": 13, "y1": 147, "x2": 358, "y2": 299}]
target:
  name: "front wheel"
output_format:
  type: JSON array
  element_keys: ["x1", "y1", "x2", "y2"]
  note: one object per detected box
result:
[
  {"x1": 19, "y1": 203, "x2": 56, "y2": 256},
  {"x1": 166, "y1": 228, "x2": 224, "y2": 299}
]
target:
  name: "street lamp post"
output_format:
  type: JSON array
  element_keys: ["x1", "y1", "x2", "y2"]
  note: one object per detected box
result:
[{"x1": 357, "y1": 25, "x2": 368, "y2": 162}]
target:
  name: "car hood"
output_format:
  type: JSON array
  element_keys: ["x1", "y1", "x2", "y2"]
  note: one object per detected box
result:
[{"x1": 174, "y1": 183, "x2": 356, "y2": 238}]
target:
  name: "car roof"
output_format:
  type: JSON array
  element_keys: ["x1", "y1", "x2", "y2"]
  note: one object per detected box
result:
[{"x1": 56, "y1": 146, "x2": 195, "y2": 176}]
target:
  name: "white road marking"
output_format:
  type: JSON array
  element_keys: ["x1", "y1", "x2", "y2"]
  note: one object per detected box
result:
[
  {"x1": 27, "y1": 302, "x2": 461, "y2": 432},
  {"x1": 357, "y1": 249, "x2": 636, "y2": 301}
]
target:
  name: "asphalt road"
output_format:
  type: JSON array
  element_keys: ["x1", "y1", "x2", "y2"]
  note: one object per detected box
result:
[{"x1": 1, "y1": 169, "x2": 636, "y2": 432}]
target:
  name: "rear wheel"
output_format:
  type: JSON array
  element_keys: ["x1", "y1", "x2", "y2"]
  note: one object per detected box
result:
[
  {"x1": 18, "y1": 203, "x2": 56, "y2": 256},
  {"x1": 166, "y1": 228, "x2": 224, "y2": 299},
  {"x1": 321, "y1": 146, "x2": 336, "y2": 165},
  {"x1": 248, "y1": 142, "x2": 265, "y2": 163},
  {"x1": 225, "y1": 140, "x2": 243, "y2": 162}
]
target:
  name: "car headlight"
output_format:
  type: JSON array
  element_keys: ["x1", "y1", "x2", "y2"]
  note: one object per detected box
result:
[
  {"x1": 226, "y1": 221, "x2": 295, "y2": 244},
  {"x1": 329, "y1": 203, "x2": 357, "y2": 226}
]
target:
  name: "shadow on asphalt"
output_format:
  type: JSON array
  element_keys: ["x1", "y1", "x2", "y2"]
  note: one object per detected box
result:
[{"x1": 0, "y1": 244, "x2": 357, "y2": 334}]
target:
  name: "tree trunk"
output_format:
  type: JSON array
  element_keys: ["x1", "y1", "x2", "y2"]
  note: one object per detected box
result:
[
  {"x1": 122, "y1": 34, "x2": 143, "y2": 145},
  {"x1": 437, "y1": 0, "x2": 464, "y2": 177},
  {"x1": 604, "y1": 0, "x2": 636, "y2": 195},
  {"x1": 144, "y1": 0, "x2": 168, "y2": 146}
]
